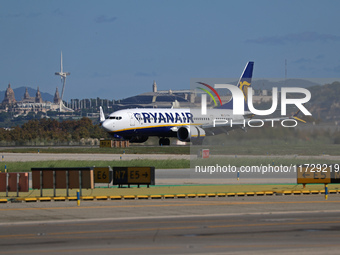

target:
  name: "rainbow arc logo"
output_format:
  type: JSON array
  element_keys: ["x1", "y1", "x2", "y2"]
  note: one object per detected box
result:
[{"x1": 196, "y1": 82, "x2": 222, "y2": 106}]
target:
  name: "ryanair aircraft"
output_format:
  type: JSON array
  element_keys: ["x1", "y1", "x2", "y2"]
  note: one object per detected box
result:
[{"x1": 100, "y1": 62, "x2": 255, "y2": 145}]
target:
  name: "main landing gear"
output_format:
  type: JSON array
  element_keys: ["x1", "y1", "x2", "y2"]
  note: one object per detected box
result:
[{"x1": 159, "y1": 137, "x2": 170, "y2": 146}]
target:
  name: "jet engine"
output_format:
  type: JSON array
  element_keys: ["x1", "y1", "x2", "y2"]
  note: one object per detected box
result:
[{"x1": 177, "y1": 126, "x2": 205, "y2": 144}]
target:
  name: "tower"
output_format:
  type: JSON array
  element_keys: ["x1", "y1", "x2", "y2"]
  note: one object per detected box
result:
[
  {"x1": 35, "y1": 87, "x2": 43, "y2": 103},
  {"x1": 152, "y1": 80, "x2": 157, "y2": 93},
  {"x1": 2, "y1": 83, "x2": 16, "y2": 105},
  {"x1": 54, "y1": 87, "x2": 61, "y2": 104},
  {"x1": 24, "y1": 87, "x2": 30, "y2": 100},
  {"x1": 22, "y1": 87, "x2": 35, "y2": 103},
  {"x1": 55, "y1": 51, "x2": 70, "y2": 102}
]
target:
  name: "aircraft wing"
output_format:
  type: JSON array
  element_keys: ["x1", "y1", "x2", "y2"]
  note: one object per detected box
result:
[{"x1": 200, "y1": 120, "x2": 244, "y2": 136}]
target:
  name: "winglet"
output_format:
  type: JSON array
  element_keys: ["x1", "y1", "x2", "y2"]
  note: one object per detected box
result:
[{"x1": 292, "y1": 110, "x2": 306, "y2": 123}]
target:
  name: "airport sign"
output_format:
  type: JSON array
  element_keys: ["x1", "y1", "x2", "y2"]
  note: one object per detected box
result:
[
  {"x1": 112, "y1": 167, "x2": 155, "y2": 186},
  {"x1": 94, "y1": 167, "x2": 112, "y2": 183},
  {"x1": 297, "y1": 164, "x2": 340, "y2": 184}
]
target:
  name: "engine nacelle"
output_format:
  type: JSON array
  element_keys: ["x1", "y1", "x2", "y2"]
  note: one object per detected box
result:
[
  {"x1": 177, "y1": 126, "x2": 206, "y2": 143},
  {"x1": 128, "y1": 136, "x2": 149, "y2": 143}
]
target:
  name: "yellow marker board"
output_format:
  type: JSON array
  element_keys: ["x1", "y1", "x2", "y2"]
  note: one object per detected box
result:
[
  {"x1": 100, "y1": 140, "x2": 112, "y2": 148},
  {"x1": 113, "y1": 167, "x2": 155, "y2": 186},
  {"x1": 127, "y1": 167, "x2": 152, "y2": 184},
  {"x1": 94, "y1": 167, "x2": 112, "y2": 183},
  {"x1": 297, "y1": 164, "x2": 340, "y2": 184}
]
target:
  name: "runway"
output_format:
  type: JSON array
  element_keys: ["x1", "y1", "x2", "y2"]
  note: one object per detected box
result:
[
  {"x1": 1, "y1": 195, "x2": 340, "y2": 254},
  {"x1": 1, "y1": 152, "x2": 339, "y2": 254},
  {"x1": 0, "y1": 152, "x2": 191, "y2": 161},
  {"x1": 2, "y1": 152, "x2": 340, "y2": 162},
  {"x1": 2, "y1": 152, "x2": 334, "y2": 184}
]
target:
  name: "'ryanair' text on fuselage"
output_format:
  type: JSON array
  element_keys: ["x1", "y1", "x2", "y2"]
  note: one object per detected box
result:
[{"x1": 135, "y1": 112, "x2": 194, "y2": 124}]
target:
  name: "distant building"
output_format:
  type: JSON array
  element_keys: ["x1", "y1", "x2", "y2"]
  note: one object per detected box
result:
[
  {"x1": 35, "y1": 87, "x2": 43, "y2": 103},
  {"x1": 54, "y1": 87, "x2": 61, "y2": 104},
  {"x1": 115, "y1": 80, "x2": 196, "y2": 109},
  {"x1": 2, "y1": 80, "x2": 272, "y2": 115},
  {"x1": 152, "y1": 80, "x2": 157, "y2": 93},
  {"x1": 2, "y1": 85, "x2": 45, "y2": 106},
  {"x1": 2, "y1": 83, "x2": 16, "y2": 105},
  {"x1": 1, "y1": 84, "x2": 64, "y2": 114},
  {"x1": 22, "y1": 87, "x2": 34, "y2": 103}
]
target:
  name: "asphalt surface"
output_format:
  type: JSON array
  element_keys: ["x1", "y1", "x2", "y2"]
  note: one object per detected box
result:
[
  {"x1": 23, "y1": 168, "x2": 296, "y2": 186},
  {"x1": 4, "y1": 152, "x2": 334, "y2": 184},
  {"x1": 1, "y1": 195, "x2": 340, "y2": 255},
  {"x1": 157, "y1": 168, "x2": 297, "y2": 184},
  {"x1": 0, "y1": 152, "x2": 191, "y2": 161},
  {"x1": 1, "y1": 152, "x2": 340, "y2": 254},
  {"x1": 2, "y1": 152, "x2": 340, "y2": 162},
  {"x1": 3, "y1": 152, "x2": 302, "y2": 184}
]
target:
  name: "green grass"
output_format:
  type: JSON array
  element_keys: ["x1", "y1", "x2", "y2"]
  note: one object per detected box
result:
[
  {"x1": 0, "y1": 146, "x2": 190, "y2": 155},
  {"x1": 0, "y1": 159, "x2": 190, "y2": 172},
  {"x1": 192, "y1": 157, "x2": 340, "y2": 168},
  {"x1": 1, "y1": 155, "x2": 339, "y2": 173},
  {"x1": 192, "y1": 142, "x2": 340, "y2": 156},
  {"x1": 1, "y1": 140, "x2": 339, "y2": 156}
]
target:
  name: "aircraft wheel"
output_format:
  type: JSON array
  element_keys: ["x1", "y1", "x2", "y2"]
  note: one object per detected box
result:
[
  {"x1": 164, "y1": 138, "x2": 170, "y2": 145},
  {"x1": 159, "y1": 138, "x2": 170, "y2": 146}
]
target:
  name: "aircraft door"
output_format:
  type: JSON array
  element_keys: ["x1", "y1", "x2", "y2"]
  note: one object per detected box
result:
[
  {"x1": 210, "y1": 115, "x2": 214, "y2": 124},
  {"x1": 128, "y1": 112, "x2": 135, "y2": 126}
]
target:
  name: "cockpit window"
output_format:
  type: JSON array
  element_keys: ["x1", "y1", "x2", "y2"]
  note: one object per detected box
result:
[{"x1": 109, "y1": 116, "x2": 122, "y2": 120}]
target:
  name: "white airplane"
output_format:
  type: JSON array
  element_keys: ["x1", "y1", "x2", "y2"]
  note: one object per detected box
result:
[{"x1": 100, "y1": 62, "x2": 300, "y2": 145}]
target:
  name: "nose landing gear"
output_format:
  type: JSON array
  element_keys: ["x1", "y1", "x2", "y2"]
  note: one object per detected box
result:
[{"x1": 159, "y1": 137, "x2": 170, "y2": 146}]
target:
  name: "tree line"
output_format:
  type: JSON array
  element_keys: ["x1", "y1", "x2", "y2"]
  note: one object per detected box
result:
[{"x1": 0, "y1": 117, "x2": 109, "y2": 143}]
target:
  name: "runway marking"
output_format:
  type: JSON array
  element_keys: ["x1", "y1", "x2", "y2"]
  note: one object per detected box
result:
[
  {"x1": 208, "y1": 220, "x2": 340, "y2": 229},
  {"x1": 46, "y1": 218, "x2": 245, "y2": 228},
  {"x1": 0, "y1": 246, "x2": 179, "y2": 254},
  {"x1": 1, "y1": 219, "x2": 340, "y2": 240},
  {"x1": 0, "y1": 226, "x2": 197, "y2": 239},
  {"x1": 1, "y1": 199, "x2": 340, "y2": 212},
  {"x1": 206, "y1": 243, "x2": 340, "y2": 249},
  {"x1": 2, "y1": 208, "x2": 340, "y2": 228}
]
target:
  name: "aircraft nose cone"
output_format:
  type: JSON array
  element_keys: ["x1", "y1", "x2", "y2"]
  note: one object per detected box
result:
[{"x1": 102, "y1": 120, "x2": 112, "y2": 132}]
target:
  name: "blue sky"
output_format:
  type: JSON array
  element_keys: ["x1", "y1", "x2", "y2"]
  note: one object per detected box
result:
[{"x1": 0, "y1": 0, "x2": 339, "y2": 101}]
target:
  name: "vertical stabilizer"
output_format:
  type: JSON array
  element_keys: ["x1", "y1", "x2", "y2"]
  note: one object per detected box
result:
[{"x1": 217, "y1": 61, "x2": 254, "y2": 109}]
